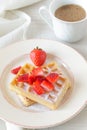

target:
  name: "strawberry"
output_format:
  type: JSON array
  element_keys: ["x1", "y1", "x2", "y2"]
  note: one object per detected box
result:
[
  {"x1": 11, "y1": 66, "x2": 21, "y2": 74},
  {"x1": 28, "y1": 75, "x2": 35, "y2": 85},
  {"x1": 35, "y1": 75, "x2": 45, "y2": 84},
  {"x1": 33, "y1": 80, "x2": 45, "y2": 95},
  {"x1": 30, "y1": 47, "x2": 46, "y2": 66},
  {"x1": 17, "y1": 73, "x2": 35, "y2": 85},
  {"x1": 41, "y1": 80, "x2": 54, "y2": 92},
  {"x1": 32, "y1": 67, "x2": 43, "y2": 76},
  {"x1": 17, "y1": 73, "x2": 29, "y2": 82},
  {"x1": 46, "y1": 73, "x2": 59, "y2": 83}
]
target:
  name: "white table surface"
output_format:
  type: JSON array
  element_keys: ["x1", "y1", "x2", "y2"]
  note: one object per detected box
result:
[{"x1": 0, "y1": 0, "x2": 87, "y2": 129}]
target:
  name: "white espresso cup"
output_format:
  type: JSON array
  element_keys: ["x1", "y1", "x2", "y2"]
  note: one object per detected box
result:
[{"x1": 39, "y1": 0, "x2": 87, "y2": 43}]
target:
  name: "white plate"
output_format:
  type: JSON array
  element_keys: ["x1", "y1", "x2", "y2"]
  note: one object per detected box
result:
[{"x1": 0, "y1": 39, "x2": 87, "y2": 129}]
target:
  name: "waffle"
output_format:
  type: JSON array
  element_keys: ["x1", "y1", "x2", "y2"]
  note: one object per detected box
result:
[
  {"x1": 10, "y1": 62, "x2": 71, "y2": 110},
  {"x1": 10, "y1": 64, "x2": 35, "y2": 106},
  {"x1": 18, "y1": 94, "x2": 34, "y2": 106}
]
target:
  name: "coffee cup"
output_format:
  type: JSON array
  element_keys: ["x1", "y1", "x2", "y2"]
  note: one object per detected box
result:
[{"x1": 39, "y1": 0, "x2": 87, "y2": 43}]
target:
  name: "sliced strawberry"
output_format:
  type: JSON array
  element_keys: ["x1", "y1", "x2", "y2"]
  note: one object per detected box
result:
[
  {"x1": 11, "y1": 66, "x2": 21, "y2": 74},
  {"x1": 17, "y1": 73, "x2": 29, "y2": 82},
  {"x1": 33, "y1": 80, "x2": 45, "y2": 95},
  {"x1": 32, "y1": 67, "x2": 43, "y2": 76},
  {"x1": 41, "y1": 80, "x2": 54, "y2": 92},
  {"x1": 28, "y1": 75, "x2": 35, "y2": 85},
  {"x1": 35, "y1": 75, "x2": 45, "y2": 84},
  {"x1": 46, "y1": 73, "x2": 59, "y2": 83}
]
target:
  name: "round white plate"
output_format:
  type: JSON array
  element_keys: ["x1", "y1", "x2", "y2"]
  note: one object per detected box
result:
[{"x1": 0, "y1": 39, "x2": 87, "y2": 129}]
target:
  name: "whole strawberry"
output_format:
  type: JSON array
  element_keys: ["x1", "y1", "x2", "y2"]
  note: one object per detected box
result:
[{"x1": 30, "y1": 47, "x2": 46, "y2": 66}]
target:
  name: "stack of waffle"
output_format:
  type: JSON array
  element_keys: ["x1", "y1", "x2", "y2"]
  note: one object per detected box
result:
[{"x1": 10, "y1": 62, "x2": 71, "y2": 110}]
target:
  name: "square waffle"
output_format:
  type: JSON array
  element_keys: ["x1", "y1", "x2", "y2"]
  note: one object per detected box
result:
[
  {"x1": 18, "y1": 94, "x2": 34, "y2": 107},
  {"x1": 10, "y1": 62, "x2": 71, "y2": 110},
  {"x1": 10, "y1": 64, "x2": 35, "y2": 106}
]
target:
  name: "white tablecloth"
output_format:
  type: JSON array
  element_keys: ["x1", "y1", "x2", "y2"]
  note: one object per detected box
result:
[{"x1": 0, "y1": 0, "x2": 87, "y2": 129}]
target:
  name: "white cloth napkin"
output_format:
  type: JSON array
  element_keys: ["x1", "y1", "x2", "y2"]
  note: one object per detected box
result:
[
  {"x1": 0, "y1": 0, "x2": 43, "y2": 48},
  {"x1": 0, "y1": 10, "x2": 31, "y2": 48},
  {"x1": 0, "y1": 0, "x2": 43, "y2": 10}
]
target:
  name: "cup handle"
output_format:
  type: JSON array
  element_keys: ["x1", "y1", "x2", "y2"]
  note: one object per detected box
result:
[{"x1": 39, "y1": 6, "x2": 53, "y2": 29}]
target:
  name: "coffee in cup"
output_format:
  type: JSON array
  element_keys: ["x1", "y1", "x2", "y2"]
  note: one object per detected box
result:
[
  {"x1": 55, "y1": 4, "x2": 86, "y2": 22},
  {"x1": 39, "y1": 0, "x2": 87, "y2": 42}
]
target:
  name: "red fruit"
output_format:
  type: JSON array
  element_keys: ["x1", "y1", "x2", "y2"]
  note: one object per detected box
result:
[
  {"x1": 46, "y1": 73, "x2": 59, "y2": 83},
  {"x1": 35, "y1": 75, "x2": 45, "y2": 84},
  {"x1": 32, "y1": 67, "x2": 43, "y2": 76},
  {"x1": 17, "y1": 73, "x2": 35, "y2": 85},
  {"x1": 17, "y1": 73, "x2": 29, "y2": 82},
  {"x1": 36, "y1": 75, "x2": 45, "y2": 81},
  {"x1": 41, "y1": 80, "x2": 54, "y2": 92},
  {"x1": 30, "y1": 47, "x2": 46, "y2": 66},
  {"x1": 28, "y1": 75, "x2": 35, "y2": 85},
  {"x1": 33, "y1": 80, "x2": 45, "y2": 95},
  {"x1": 11, "y1": 66, "x2": 21, "y2": 74}
]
